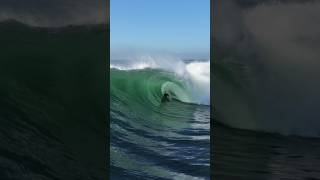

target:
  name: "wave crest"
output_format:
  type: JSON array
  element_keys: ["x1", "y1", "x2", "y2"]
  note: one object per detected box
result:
[{"x1": 110, "y1": 56, "x2": 210, "y2": 105}]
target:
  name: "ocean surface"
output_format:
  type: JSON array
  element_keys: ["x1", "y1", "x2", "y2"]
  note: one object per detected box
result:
[
  {"x1": 110, "y1": 59, "x2": 210, "y2": 180},
  {"x1": 213, "y1": 122, "x2": 320, "y2": 180}
]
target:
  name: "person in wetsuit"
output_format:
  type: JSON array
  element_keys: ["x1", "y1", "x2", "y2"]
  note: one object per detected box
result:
[{"x1": 161, "y1": 92, "x2": 171, "y2": 103}]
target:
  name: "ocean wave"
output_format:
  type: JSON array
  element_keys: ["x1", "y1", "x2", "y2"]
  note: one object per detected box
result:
[
  {"x1": 110, "y1": 56, "x2": 210, "y2": 105},
  {"x1": 110, "y1": 57, "x2": 210, "y2": 179},
  {"x1": 213, "y1": 60, "x2": 320, "y2": 138}
]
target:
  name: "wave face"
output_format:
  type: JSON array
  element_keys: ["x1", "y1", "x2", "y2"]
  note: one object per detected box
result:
[
  {"x1": 0, "y1": 22, "x2": 108, "y2": 179},
  {"x1": 110, "y1": 59, "x2": 210, "y2": 179},
  {"x1": 213, "y1": 60, "x2": 320, "y2": 138}
]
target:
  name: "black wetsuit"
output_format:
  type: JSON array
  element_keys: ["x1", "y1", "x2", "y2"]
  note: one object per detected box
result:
[{"x1": 161, "y1": 93, "x2": 170, "y2": 103}]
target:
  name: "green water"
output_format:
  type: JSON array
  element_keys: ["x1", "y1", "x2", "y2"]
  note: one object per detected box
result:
[
  {"x1": 110, "y1": 67, "x2": 210, "y2": 179},
  {"x1": 111, "y1": 68, "x2": 193, "y2": 107}
]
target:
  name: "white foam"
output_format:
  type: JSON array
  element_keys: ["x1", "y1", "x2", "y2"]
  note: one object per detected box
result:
[
  {"x1": 185, "y1": 61, "x2": 210, "y2": 105},
  {"x1": 110, "y1": 62, "x2": 153, "y2": 70}
]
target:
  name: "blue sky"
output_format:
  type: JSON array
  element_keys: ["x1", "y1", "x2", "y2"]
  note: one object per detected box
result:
[{"x1": 111, "y1": 0, "x2": 210, "y2": 60}]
